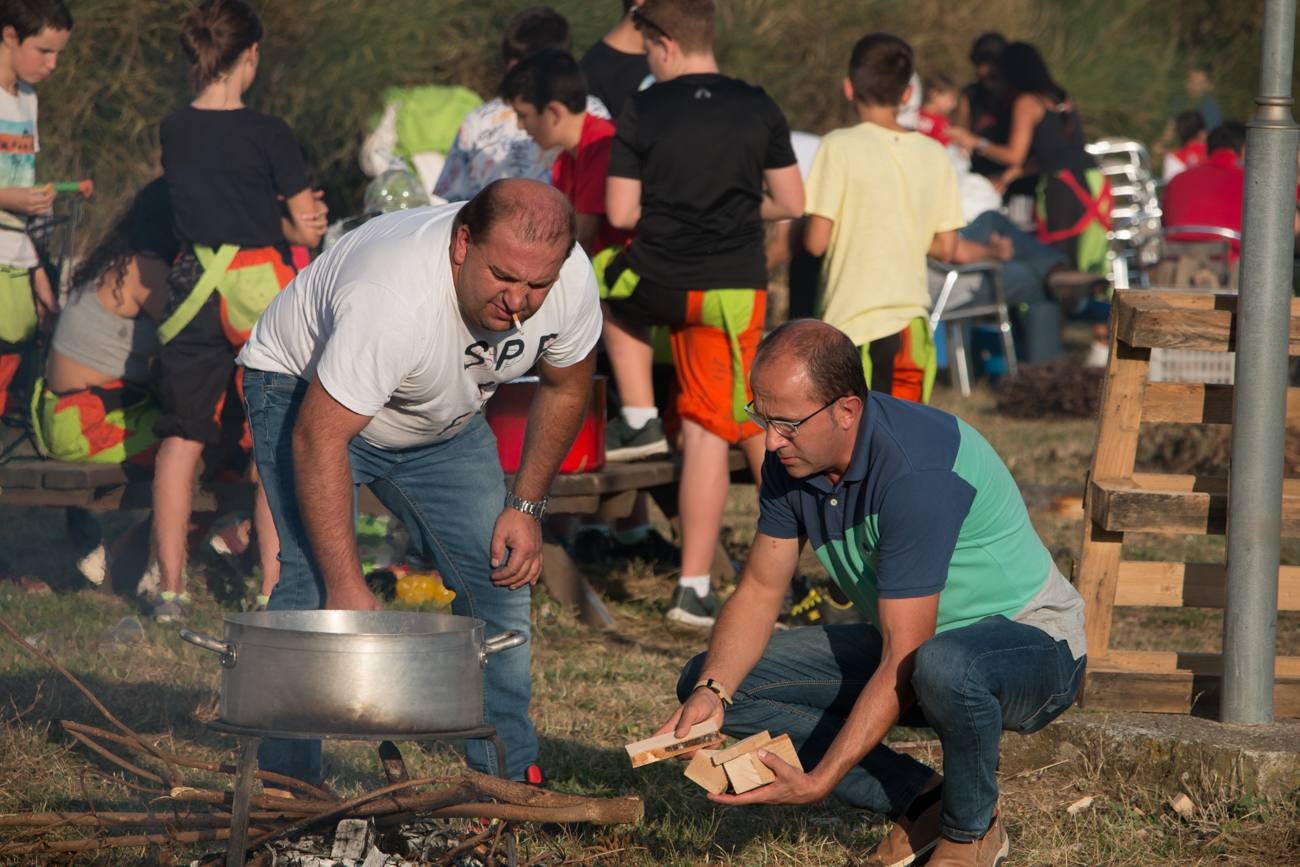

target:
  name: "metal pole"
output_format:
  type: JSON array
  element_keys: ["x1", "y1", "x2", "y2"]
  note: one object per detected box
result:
[{"x1": 1223, "y1": 0, "x2": 1298, "y2": 724}]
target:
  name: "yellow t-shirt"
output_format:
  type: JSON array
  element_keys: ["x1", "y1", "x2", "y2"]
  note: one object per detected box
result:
[{"x1": 805, "y1": 122, "x2": 965, "y2": 346}]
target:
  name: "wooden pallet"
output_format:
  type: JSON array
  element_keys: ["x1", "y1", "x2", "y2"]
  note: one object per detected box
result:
[{"x1": 1074, "y1": 289, "x2": 1300, "y2": 716}]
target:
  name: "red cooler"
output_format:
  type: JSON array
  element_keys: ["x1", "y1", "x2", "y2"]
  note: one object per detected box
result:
[{"x1": 485, "y1": 375, "x2": 606, "y2": 474}]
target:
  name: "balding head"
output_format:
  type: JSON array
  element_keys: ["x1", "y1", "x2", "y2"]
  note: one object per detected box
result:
[
  {"x1": 753, "y1": 319, "x2": 868, "y2": 404},
  {"x1": 455, "y1": 178, "x2": 577, "y2": 254}
]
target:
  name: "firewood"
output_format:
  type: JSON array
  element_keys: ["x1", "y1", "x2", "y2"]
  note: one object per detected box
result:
[
  {"x1": 624, "y1": 721, "x2": 723, "y2": 768},
  {"x1": 721, "y1": 734, "x2": 802, "y2": 794},
  {"x1": 708, "y1": 731, "x2": 771, "y2": 766},
  {"x1": 683, "y1": 749, "x2": 728, "y2": 794}
]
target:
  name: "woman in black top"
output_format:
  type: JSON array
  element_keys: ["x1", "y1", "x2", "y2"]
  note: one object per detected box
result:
[
  {"x1": 151, "y1": 0, "x2": 326, "y2": 620},
  {"x1": 953, "y1": 42, "x2": 1112, "y2": 275}
]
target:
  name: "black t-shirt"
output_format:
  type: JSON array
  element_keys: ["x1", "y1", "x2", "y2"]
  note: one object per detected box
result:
[
  {"x1": 579, "y1": 40, "x2": 651, "y2": 119},
  {"x1": 607, "y1": 73, "x2": 796, "y2": 290},
  {"x1": 161, "y1": 106, "x2": 310, "y2": 249},
  {"x1": 963, "y1": 81, "x2": 1011, "y2": 179}
]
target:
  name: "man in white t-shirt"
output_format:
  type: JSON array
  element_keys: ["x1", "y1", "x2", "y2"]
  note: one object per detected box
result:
[{"x1": 237, "y1": 179, "x2": 602, "y2": 786}]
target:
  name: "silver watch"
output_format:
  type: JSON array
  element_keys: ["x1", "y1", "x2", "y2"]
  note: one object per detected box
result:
[{"x1": 505, "y1": 492, "x2": 548, "y2": 520}]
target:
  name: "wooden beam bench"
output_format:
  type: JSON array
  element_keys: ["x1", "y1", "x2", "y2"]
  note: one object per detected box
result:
[{"x1": 0, "y1": 430, "x2": 751, "y2": 629}]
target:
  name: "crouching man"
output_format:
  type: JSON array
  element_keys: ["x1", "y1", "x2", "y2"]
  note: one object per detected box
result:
[{"x1": 658, "y1": 319, "x2": 1086, "y2": 867}]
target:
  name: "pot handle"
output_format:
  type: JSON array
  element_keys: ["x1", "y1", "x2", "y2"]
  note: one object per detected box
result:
[
  {"x1": 483, "y1": 631, "x2": 527, "y2": 656},
  {"x1": 179, "y1": 629, "x2": 237, "y2": 669}
]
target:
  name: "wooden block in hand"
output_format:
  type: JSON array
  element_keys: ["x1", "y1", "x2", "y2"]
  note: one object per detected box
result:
[
  {"x1": 721, "y1": 734, "x2": 803, "y2": 794},
  {"x1": 708, "y1": 730, "x2": 772, "y2": 766},
  {"x1": 625, "y1": 720, "x2": 723, "y2": 768},
  {"x1": 684, "y1": 749, "x2": 729, "y2": 794}
]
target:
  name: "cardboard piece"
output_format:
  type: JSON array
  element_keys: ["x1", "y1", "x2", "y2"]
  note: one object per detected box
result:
[{"x1": 624, "y1": 720, "x2": 723, "y2": 768}]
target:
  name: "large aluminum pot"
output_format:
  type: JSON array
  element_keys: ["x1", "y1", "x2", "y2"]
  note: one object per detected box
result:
[{"x1": 181, "y1": 610, "x2": 525, "y2": 736}]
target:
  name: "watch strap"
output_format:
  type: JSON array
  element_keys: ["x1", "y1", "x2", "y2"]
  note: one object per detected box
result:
[
  {"x1": 505, "y1": 491, "x2": 548, "y2": 520},
  {"x1": 693, "y1": 677, "x2": 732, "y2": 707}
]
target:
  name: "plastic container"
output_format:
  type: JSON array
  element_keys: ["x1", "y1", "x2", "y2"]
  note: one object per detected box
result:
[{"x1": 485, "y1": 375, "x2": 606, "y2": 474}]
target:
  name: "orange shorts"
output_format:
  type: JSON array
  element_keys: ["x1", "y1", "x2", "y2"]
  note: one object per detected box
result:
[{"x1": 670, "y1": 289, "x2": 766, "y2": 444}]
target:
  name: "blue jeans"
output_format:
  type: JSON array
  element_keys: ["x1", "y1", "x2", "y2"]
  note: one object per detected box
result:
[
  {"x1": 961, "y1": 211, "x2": 1067, "y2": 307},
  {"x1": 242, "y1": 369, "x2": 536, "y2": 782},
  {"x1": 678, "y1": 617, "x2": 1085, "y2": 841}
]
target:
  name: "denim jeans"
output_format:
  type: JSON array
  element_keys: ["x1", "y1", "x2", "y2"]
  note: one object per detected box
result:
[
  {"x1": 959, "y1": 210, "x2": 1067, "y2": 307},
  {"x1": 242, "y1": 368, "x2": 537, "y2": 782},
  {"x1": 678, "y1": 616, "x2": 1085, "y2": 841}
]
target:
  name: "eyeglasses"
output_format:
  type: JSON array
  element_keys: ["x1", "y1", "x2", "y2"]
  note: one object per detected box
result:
[
  {"x1": 744, "y1": 396, "x2": 843, "y2": 439},
  {"x1": 631, "y1": 7, "x2": 672, "y2": 42}
]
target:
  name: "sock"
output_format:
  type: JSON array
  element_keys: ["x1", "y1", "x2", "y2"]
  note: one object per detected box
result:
[
  {"x1": 160, "y1": 591, "x2": 190, "y2": 604},
  {"x1": 620, "y1": 406, "x2": 659, "y2": 429},
  {"x1": 678, "y1": 574, "x2": 711, "y2": 598}
]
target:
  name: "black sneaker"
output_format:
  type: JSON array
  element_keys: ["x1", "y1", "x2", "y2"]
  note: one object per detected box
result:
[
  {"x1": 610, "y1": 528, "x2": 680, "y2": 565},
  {"x1": 781, "y1": 578, "x2": 862, "y2": 628},
  {"x1": 606, "y1": 417, "x2": 670, "y2": 461},
  {"x1": 666, "y1": 585, "x2": 720, "y2": 627}
]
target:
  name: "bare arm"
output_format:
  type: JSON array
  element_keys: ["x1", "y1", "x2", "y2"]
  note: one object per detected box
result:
[
  {"x1": 951, "y1": 233, "x2": 1012, "y2": 265},
  {"x1": 658, "y1": 532, "x2": 802, "y2": 739},
  {"x1": 606, "y1": 176, "x2": 642, "y2": 230},
  {"x1": 927, "y1": 229, "x2": 959, "y2": 262},
  {"x1": 281, "y1": 188, "x2": 329, "y2": 249},
  {"x1": 974, "y1": 94, "x2": 1041, "y2": 169},
  {"x1": 761, "y1": 164, "x2": 805, "y2": 221},
  {"x1": 490, "y1": 349, "x2": 597, "y2": 590},
  {"x1": 714, "y1": 593, "x2": 940, "y2": 806},
  {"x1": 292, "y1": 377, "x2": 379, "y2": 610},
  {"x1": 803, "y1": 214, "x2": 833, "y2": 257}
]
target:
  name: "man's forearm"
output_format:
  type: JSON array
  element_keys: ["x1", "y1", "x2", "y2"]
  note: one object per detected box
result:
[
  {"x1": 293, "y1": 430, "x2": 367, "y2": 601},
  {"x1": 695, "y1": 575, "x2": 785, "y2": 694},
  {"x1": 512, "y1": 364, "x2": 593, "y2": 501}
]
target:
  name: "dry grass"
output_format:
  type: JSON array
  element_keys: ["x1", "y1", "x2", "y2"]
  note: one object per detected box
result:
[{"x1": 2, "y1": 380, "x2": 1299, "y2": 864}]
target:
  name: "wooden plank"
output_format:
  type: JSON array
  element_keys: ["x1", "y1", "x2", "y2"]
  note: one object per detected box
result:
[
  {"x1": 1140, "y1": 382, "x2": 1300, "y2": 425},
  {"x1": 1094, "y1": 649, "x2": 1300, "y2": 678},
  {"x1": 709, "y1": 731, "x2": 772, "y2": 766},
  {"x1": 1113, "y1": 288, "x2": 1300, "y2": 354},
  {"x1": 1076, "y1": 334, "x2": 1151, "y2": 659},
  {"x1": 684, "y1": 749, "x2": 728, "y2": 794},
  {"x1": 1082, "y1": 668, "x2": 1300, "y2": 717},
  {"x1": 624, "y1": 721, "x2": 723, "y2": 769},
  {"x1": 720, "y1": 734, "x2": 803, "y2": 794},
  {"x1": 1090, "y1": 474, "x2": 1300, "y2": 536},
  {"x1": 1113, "y1": 561, "x2": 1300, "y2": 609}
]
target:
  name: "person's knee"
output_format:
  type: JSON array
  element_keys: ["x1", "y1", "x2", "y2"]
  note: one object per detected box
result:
[
  {"x1": 911, "y1": 632, "x2": 972, "y2": 703},
  {"x1": 676, "y1": 652, "x2": 707, "y2": 703}
]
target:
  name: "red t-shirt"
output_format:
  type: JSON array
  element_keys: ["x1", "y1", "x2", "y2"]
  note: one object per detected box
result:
[
  {"x1": 551, "y1": 113, "x2": 633, "y2": 254},
  {"x1": 1172, "y1": 139, "x2": 1208, "y2": 172},
  {"x1": 916, "y1": 109, "x2": 951, "y2": 146},
  {"x1": 1162, "y1": 147, "x2": 1243, "y2": 258}
]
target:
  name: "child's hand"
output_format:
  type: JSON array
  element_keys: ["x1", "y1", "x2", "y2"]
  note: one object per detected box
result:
[
  {"x1": 989, "y1": 233, "x2": 1014, "y2": 262},
  {"x1": 20, "y1": 184, "x2": 55, "y2": 215}
]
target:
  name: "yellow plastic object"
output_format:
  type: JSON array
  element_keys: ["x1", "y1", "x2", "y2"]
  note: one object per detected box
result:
[{"x1": 394, "y1": 571, "x2": 456, "y2": 607}]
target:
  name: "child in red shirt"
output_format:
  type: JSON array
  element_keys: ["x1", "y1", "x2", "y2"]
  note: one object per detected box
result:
[
  {"x1": 917, "y1": 72, "x2": 958, "y2": 147},
  {"x1": 501, "y1": 49, "x2": 631, "y2": 254}
]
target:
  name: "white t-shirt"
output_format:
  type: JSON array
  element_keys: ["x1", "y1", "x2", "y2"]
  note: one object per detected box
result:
[
  {"x1": 0, "y1": 83, "x2": 39, "y2": 267},
  {"x1": 237, "y1": 203, "x2": 603, "y2": 450}
]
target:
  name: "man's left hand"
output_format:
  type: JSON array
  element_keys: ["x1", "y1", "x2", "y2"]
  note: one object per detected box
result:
[
  {"x1": 707, "y1": 751, "x2": 831, "y2": 807},
  {"x1": 489, "y1": 506, "x2": 543, "y2": 589}
]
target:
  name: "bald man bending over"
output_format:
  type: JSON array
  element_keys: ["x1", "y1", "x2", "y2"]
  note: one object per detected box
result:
[
  {"x1": 238, "y1": 178, "x2": 602, "y2": 786},
  {"x1": 657, "y1": 320, "x2": 1086, "y2": 867}
]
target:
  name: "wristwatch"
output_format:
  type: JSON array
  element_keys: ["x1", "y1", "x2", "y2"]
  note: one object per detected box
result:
[
  {"x1": 693, "y1": 677, "x2": 733, "y2": 707},
  {"x1": 505, "y1": 492, "x2": 549, "y2": 520}
]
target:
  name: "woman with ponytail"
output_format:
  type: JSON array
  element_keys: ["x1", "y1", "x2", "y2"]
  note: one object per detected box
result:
[{"x1": 151, "y1": 0, "x2": 326, "y2": 620}]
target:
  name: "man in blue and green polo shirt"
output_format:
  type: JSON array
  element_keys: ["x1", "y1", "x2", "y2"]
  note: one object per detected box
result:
[{"x1": 657, "y1": 319, "x2": 1086, "y2": 867}]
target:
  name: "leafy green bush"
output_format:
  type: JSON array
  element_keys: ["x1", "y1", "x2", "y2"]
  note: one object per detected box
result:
[{"x1": 32, "y1": 0, "x2": 1271, "y2": 250}]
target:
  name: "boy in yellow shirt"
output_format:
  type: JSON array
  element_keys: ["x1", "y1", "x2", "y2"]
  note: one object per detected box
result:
[{"x1": 804, "y1": 33, "x2": 964, "y2": 403}]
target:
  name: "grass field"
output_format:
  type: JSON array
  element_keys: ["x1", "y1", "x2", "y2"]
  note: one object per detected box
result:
[{"x1": 1, "y1": 380, "x2": 1298, "y2": 865}]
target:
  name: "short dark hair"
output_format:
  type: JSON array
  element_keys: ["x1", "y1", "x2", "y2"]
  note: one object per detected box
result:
[
  {"x1": 848, "y1": 33, "x2": 913, "y2": 108},
  {"x1": 453, "y1": 178, "x2": 577, "y2": 254},
  {"x1": 969, "y1": 32, "x2": 1006, "y2": 67},
  {"x1": 754, "y1": 320, "x2": 869, "y2": 405},
  {"x1": 499, "y1": 49, "x2": 587, "y2": 114},
  {"x1": 502, "y1": 6, "x2": 570, "y2": 66},
  {"x1": 636, "y1": 0, "x2": 714, "y2": 55},
  {"x1": 0, "y1": 0, "x2": 72, "y2": 40},
  {"x1": 1174, "y1": 110, "x2": 1205, "y2": 145},
  {"x1": 1207, "y1": 120, "x2": 1247, "y2": 156},
  {"x1": 922, "y1": 71, "x2": 956, "y2": 96}
]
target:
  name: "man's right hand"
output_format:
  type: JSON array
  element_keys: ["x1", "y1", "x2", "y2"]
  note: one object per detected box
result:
[
  {"x1": 655, "y1": 685, "x2": 726, "y2": 748},
  {"x1": 324, "y1": 580, "x2": 382, "y2": 611}
]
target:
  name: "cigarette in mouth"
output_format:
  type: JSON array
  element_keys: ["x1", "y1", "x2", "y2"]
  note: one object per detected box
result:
[{"x1": 512, "y1": 313, "x2": 522, "y2": 331}]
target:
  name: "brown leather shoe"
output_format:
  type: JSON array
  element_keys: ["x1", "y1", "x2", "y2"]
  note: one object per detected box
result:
[
  {"x1": 926, "y1": 814, "x2": 1009, "y2": 867},
  {"x1": 852, "y1": 776, "x2": 944, "y2": 867}
]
